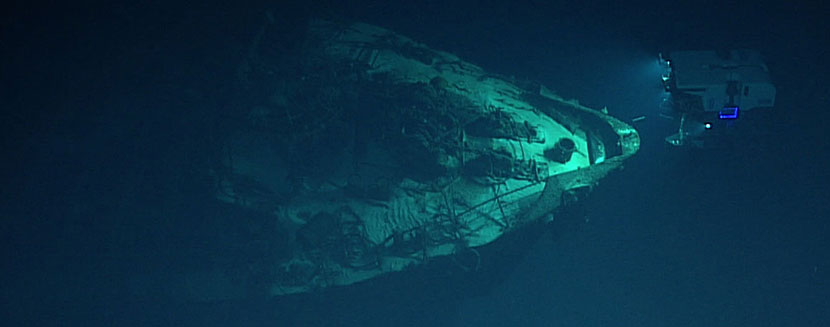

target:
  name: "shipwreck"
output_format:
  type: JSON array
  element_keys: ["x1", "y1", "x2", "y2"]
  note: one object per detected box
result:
[{"x1": 202, "y1": 20, "x2": 640, "y2": 297}]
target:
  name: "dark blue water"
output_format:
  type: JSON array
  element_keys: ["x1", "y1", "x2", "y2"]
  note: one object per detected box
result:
[{"x1": 2, "y1": 1, "x2": 827, "y2": 326}]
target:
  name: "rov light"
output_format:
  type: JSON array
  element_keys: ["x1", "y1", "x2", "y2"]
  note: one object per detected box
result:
[
  {"x1": 658, "y1": 53, "x2": 670, "y2": 67},
  {"x1": 719, "y1": 106, "x2": 739, "y2": 119},
  {"x1": 704, "y1": 122, "x2": 712, "y2": 129}
]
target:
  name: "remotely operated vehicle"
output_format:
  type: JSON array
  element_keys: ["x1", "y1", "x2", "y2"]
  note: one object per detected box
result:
[{"x1": 659, "y1": 50, "x2": 776, "y2": 148}]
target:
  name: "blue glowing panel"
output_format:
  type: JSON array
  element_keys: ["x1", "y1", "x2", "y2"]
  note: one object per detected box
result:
[{"x1": 719, "y1": 106, "x2": 739, "y2": 119}]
